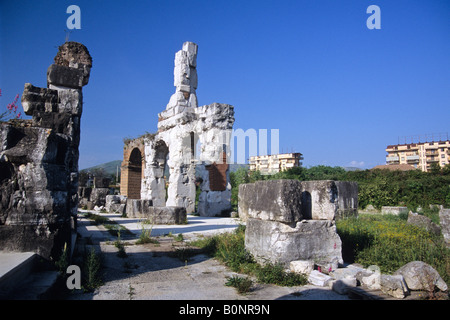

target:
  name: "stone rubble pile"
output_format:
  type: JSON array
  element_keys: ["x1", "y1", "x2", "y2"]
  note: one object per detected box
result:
[
  {"x1": 239, "y1": 179, "x2": 448, "y2": 299},
  {"x1": 296, "y1": 260, "x2": 448, "y2": 299}
]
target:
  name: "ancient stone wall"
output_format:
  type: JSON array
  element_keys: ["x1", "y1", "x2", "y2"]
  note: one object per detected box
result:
[
  {"x1": 121, "y1": 42, "x2": 234, "y2": 216},
  {"x1": 0, "y1": 42, "x2": 91, "y2": 260}
]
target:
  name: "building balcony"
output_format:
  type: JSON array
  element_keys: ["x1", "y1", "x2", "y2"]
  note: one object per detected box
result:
[
  {"x1": 406, "y1": 155, "x2": 420, "y2": 161},
  {"x1": 386, "y1": 156, "x2": 399, "y2": 162}
]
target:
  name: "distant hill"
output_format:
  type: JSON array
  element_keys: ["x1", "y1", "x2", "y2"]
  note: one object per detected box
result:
[
  {"x1": 81, "y1": 160, "x2": 122, "y2": 177},
  {"x1": 229, "y1": 164, "x2": 249, "y2": 172}
]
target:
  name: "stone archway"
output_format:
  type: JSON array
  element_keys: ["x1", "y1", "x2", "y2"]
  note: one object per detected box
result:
[
  {"x1": 120, "y1": 137, "x2": 145, "y2": 199},
  {"x1": 127, "y1": 148, "x2": 143, "y2": 199}
]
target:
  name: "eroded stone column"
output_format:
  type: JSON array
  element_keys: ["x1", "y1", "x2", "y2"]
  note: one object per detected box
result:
[{"x1": 0, "y1": 42, "x2": 91, "y2": 260}]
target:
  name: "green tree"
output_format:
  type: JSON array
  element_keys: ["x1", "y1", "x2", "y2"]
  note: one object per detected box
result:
[{"x1": 429, "y1": 163, "x2": 441, "y2": 175}]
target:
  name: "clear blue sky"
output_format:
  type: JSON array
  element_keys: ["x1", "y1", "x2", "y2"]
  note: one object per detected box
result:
[{"x1": 1, "y1": 0, "x2": 449, "y2": 169}]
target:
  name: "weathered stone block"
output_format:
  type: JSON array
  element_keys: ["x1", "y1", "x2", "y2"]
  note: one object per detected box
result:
[
  {"x1": 58, "y1": 89, "x2": 83, "y2": 115},
  {"x1": 407, "y1": 211, "x2": 441, "y2": 235},
  {"x1": 21, "y1": 84, "x2": 58, "y2": 115},
  {"x1": 300, "y1": 180, "x2": 358, "y2": 220},
  {"x1": 380, "y1": 274, "x2": 409, "y2": 299},
  {"x1": 290, "y1": 260, "x2": 314, "y2": 275},
  {"x1": 394, "y1": 261, "x2": 448, "y2": 292},
  {"x1": 198, "y1": 189, "x2": 232, "y2": 217},
  {"x1": 331, "y1": 277, "x2": 357, "y2": 295},
  {"x1": 244, "y1": 218, "x2": 343, "y2": 267},
  {"x1": 238, "y1": 179, "x2": 358, "y2": 222},
  {"x1": 439, "y1": 209, "x2": 450, "y2": 248},
  {"x1": 90, "y1": 188, "x2": 110, "y2": 207},
  {"x1": 381, "y1": 206, "x2": 408, "y2": 215},
  {"x1": 308, "y1": 270, "x2": 333, "y2": 287},
  {"x1": 125, "y1": 199, "x2": 186, "y2": 224},
  {"x1": 47, "y1": 64, "x2": 90, "y2": 89},
  {"x1": 105, "y1": 194, "x2": 127, "y2": 212},
  {"x1": 238, "y1": 180, "x2": 303, "y2": 223}
]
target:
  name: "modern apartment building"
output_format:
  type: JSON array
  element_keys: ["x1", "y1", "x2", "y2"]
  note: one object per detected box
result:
[
  {"x1": 385, "y1": 140, "x2": 450, "y2": 172},
  {"x1": 249, "y1": 152, "x2": 303, "y2": 175}
]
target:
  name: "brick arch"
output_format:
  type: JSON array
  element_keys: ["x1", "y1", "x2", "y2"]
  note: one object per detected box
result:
[{"x1": 120, "y1": 137, "x2": 145, "y2": 199}]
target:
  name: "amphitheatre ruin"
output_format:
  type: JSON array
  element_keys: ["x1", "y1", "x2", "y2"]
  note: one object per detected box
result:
[{"x1": 0, "y1": 41, "x2": 448, "y2": 302}]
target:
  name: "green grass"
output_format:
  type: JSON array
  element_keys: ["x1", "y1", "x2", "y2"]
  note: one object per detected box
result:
[
  {"x1": 337, "y1": 214, "x2": 450, "y2": 284},
  {"x1": 190, "y1": 225, "x2": 308, "y2": 287}
]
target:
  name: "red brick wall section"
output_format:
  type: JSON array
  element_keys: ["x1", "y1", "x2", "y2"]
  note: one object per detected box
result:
[{"x1": 206, "y1": 152, "x2": 228, "y2": 191}]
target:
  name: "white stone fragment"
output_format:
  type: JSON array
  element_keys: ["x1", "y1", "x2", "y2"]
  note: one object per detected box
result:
[
  {"x1": 290, "y1": 260, "x2": 314, "y2": 275},
  {"x1": 308, "y1": 270, "x2": 333, "y2": 287}
]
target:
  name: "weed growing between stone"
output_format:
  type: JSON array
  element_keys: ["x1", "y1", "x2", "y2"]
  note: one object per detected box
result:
[
  {"x1": 190, "y1": 225, "x2": 308, "y2": 287},
  {"x1": 136, "y1": 218, "x2": 159, "y2": 244},
  {"x1": 82, "y1": 247, "x2": 103, "y2": 292},
  {"x1": 225, "y1": 275, "x2": 254, "y2": 294},
  {"x1": 114, "y1": 229, "x2": 128, "y2": 258},
  {"x1": 55, "y1": 243, "x2": 69, "y2": 273}
]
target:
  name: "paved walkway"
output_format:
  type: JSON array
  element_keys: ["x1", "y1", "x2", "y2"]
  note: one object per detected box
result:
[
  {"x1": 108, "y1": 213, "x2": 242, "y2": 240},
  {"x1": 71, "y1": 211, "x2": 350, "y2": 300}
]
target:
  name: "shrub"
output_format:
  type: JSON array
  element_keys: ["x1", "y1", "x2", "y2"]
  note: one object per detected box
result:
[
  {"x1": 136, "y1": 219, "x2": 159, "y2": 244},
  {"x1": 225, "y1": 275, "x2": 254, "y2": 294},
  {"x1": 82, "y1": 247, "x2": 103, "y2": 292},
  {"x1": 255, "y1": 263, "x2": 307, "y2": 286}
]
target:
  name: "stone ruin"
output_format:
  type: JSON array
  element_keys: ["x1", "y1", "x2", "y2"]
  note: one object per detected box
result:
[
  {"x1": 119, "y1": 42, "x2": 235, "y2": 219},
  {"x1": 239, "y1": 179, "x2": 358, "y2": 270},
  {"x1": 78, "y1": 176, "x2": 112, "y2": 211},
  {"x1": 0, "y1": 42, "x2": 91, "y2": 260}
]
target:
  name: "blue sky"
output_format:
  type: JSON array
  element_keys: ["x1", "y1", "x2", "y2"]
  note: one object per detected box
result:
[{"x1": 1, "y1": 0, "x2": 449, "y2": 169}]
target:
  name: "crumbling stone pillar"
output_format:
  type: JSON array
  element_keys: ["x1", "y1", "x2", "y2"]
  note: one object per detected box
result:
[
  {"x1": 0, "y1": 42, "x2": 91, "y2": 260},
  {"x1": 131, "y1": 42, "x2": 234, "y2": 216}
]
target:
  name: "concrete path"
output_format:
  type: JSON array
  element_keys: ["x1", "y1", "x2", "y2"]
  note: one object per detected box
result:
[
  {"x1": 69, "y1": 211, "x2": 350, "y2": 300},
  {"x1": 108, "y1": 213, "x2": 243, "y2": 240}
]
